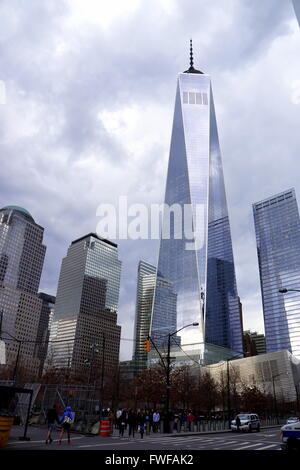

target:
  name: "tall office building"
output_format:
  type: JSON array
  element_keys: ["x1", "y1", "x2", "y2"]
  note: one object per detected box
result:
[
  {"x1": 0, "y1": 205, "x2": 46, "y2": 378},
  {"x1": 293, "y1": 0, "x2": 300, "y2": 28},
  {"x1": 150, "y1": 44, "x2": 243, "y2": 355},
  {"x1": 253, "y1": 188, "x2": 300, "y2": 358},
  {"x1": 243, "y1": 330, "x2": 266, "y2": 356},
  {"x1": 49, "y1": 233, "x2": 122, "y2": 379},
  {"x1": 36, "y1": 292, "x2": 56, "y2": 376},
  {"x1": 132, "y1": 261, "x2": 156, "y2": 373}
]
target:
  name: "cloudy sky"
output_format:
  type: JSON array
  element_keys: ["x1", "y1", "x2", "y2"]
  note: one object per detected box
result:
[{"x1": 1, "y1": 0, "x2": 300, "y2": 359}]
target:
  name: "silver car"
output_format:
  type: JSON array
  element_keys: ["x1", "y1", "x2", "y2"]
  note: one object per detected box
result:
[{"x1": 231, "y1": 413, "x2": 260, "y2": 432}]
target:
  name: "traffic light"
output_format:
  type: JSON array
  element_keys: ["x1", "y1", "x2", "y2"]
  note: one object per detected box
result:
[{"x1": 144, "y1": 339, "x2": 150, "y2": 352}]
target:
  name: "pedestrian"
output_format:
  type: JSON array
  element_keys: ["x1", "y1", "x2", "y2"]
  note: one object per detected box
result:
[
  {"x1": 45, "y1": 404, "x2": 59, "y2": 444},
  {"x1": 137, "y1": 412, "x2": 146, "y2": 439},
  {"x1": 119, "y1": 409, "x2": 127, "y2": 437},
  {"x1": 235, "y1": 414, "x2": 241, "y2": 432},
  {"x1": 58, "y1": 406, "x2": 74, "y2": 445},
  {"x1": 188, "y1": 411, "x2": 195, "y2": 431},
  {"x1": 128, "y1": 410, "x2": 137, "y2": 438},
  {"x1": 152, "y1": 410, "x2": 160, "y2": 433}
]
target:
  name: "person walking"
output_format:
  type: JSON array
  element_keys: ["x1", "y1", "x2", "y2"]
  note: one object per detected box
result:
[
  {"x1": 128, "y1": 410, "x2": 137, "y2": 438},
  {"x1": 58, "y1": 406, "x2": 74, "y2": 445},
  {"x1": 137, "y1": 412, "x2": 146, "y2": 439},
  {"x1": 45, "y1": 404, "x2": 59, "y2": 444},
  {"x1": 188, "y1": 411, "x2": 195, "y2": 431},
  {"x1": 119, "y1": 409, "x2": 127, "y2": 437},
  {"x1": 153, "y1": 410, "x2": 160, "y2": 433},
  {"x1": 115, "y1": 408, "x2": 122, "y2": 430}
]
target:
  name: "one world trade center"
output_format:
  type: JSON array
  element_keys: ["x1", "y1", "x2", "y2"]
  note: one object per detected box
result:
[{"x1": 150, "y1": 43, "x2": 243, "y2": 357}]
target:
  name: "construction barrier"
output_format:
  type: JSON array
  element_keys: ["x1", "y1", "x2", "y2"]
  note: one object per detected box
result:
[
  {"x1": 0, "y1": 416, "x2": 14, "y2": 448},
  {"x1": 99, "y1": 420, "x2": 111, "y2": 436}
]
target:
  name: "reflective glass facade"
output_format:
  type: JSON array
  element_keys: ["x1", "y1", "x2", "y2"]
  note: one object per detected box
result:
[
  {"x1": 150, "y1": 70, "x2": 243, "y2": 354},
  {"x1": 49, "y1": 233, "x2": 122, "y2": 373},
  {"x1": 253, "y1": 189, "x2": 300, "y2": 358},
  {"x1": 132, "y1": 260, "x2": 156, "y2": 372},
  {"x1": 0, "y1": 206, "x2": 46, "y2": 378}
]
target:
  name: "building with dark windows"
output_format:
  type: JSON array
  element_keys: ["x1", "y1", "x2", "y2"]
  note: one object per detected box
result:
[
  {"x1": 36, "y1": 292, "x2": 56, "y2": 376},
  {"x1": 243, "y1": 330, "x2": 266, "y2": 356},
  {"x1": 132, "y1": 261, "x2": 156, "y2": 374},
  {"x1": 0, "y1": 205, "x2": 46, "y2": 379},
  {"x1": 48, "y1": 233, "x2": 121, "y2": 380},
  {"x1": 150, "y1": 45, "x2": 243, "y2": 361},
  {"x1": 253, "y1": 189, "x2": 300, "y2": 358}
]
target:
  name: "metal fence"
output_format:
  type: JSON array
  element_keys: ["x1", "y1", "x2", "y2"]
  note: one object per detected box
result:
[{"x1": 110, "y1": 416, "x2": 286, "y2": 436}]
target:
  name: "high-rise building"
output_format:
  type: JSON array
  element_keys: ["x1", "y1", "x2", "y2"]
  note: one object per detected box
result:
[
  {"x1": 253, "y1": 188, "x2": 300, "y2": 358},
  {"x1": 0, "y1": 205, "x2": 46, "y2": 378},
  {"x1": 243, "y1": 330, "x2": 266, "y2": 356},
  {"x1": 150, "y1": 45, "x2": 243, "y2": 356},
  {"x1": 293, "y1": 0, "x2": 300, "y2": 28},
  {"x1": 49, "y1": 233, "x2": 122, "y2": 379},
  {"x1": 36, "y1": 292, "x2": 56, "y2": 376},
  {"x1": 132, "y1": 261, "x2": 156, "y2": 373}
]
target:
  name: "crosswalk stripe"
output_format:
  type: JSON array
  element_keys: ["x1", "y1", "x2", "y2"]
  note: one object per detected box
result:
[
  {"x1": 235, "y1": 443, "x2": 262, "y2": 450},
  {"x1": 257, "y1": 444, "x2": 279, "y2": 450}
]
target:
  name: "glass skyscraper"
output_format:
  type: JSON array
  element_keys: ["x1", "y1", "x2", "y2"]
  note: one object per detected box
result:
[
  {"x1": 0, "y1": 205, "x2": 46, "y2": 378},
  {"x1": 150, "y1": 49, "x2": 243, "y2": 356},
  {"x1": 253, "y1": 188, "x2": 300, "y2": 358},
  {"x1": 132, "y1": 260, "x2": 156, "y2": 372},
  {"x1": 49, "y1": 233, "x2": 122, "y2": 377}
]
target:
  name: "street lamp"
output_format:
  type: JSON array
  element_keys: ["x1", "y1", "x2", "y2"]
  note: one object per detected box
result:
[{"x1": 165, "y1": 322, "x2": 199, "y2": 433}]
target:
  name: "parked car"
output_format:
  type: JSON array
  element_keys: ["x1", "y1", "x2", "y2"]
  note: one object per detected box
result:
[
  {"x1": 286, "y1": 417, "x2": 299, "y2": 425},
  {"x1": 231, "y1": 413, "x2": 260, "y2": 432},
  {"x1": 281, "y1": 421, "x2": 300, "y2": 451}
]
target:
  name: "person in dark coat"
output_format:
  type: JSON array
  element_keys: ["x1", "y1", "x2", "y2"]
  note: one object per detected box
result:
[
  {"x1": 127, "y1": 410, "x2": 137, "y2": 438},
  {"x1": 45, "y1": 405, "x2": 59, "y2": 444},
  {"x1": 137, "y1": 412, "x2": 146, "y2": 439},
  {"x1": 119, "y1": 409, "x2": 127, "y2": 437}
]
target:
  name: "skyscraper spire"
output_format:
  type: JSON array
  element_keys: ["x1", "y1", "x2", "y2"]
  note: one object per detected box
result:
[
  {"x1": 190, "y1": 38, "x2": 194, "y2": 68},
  {"x1": 184, "y1": 39, "x2": 203, "y2": 74}
]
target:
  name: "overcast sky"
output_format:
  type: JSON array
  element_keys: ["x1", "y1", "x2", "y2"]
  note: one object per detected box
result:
[{"x1": 1, "y1": 0, "x2": 300, "y2": 360}]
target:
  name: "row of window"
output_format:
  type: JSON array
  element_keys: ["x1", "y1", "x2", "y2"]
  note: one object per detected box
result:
[{"x1": 182, "y1": 91, "x2": 208, "y2": 106}]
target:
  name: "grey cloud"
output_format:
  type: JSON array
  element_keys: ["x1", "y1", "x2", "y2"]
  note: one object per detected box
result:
[{"x1": 0, "y1": 0, "x2": 298, "y2": 358}]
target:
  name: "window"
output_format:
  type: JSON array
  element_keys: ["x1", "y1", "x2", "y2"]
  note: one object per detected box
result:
[
  {"x1": 182, "y1": 91, "x2": 208, "y2": 105},
  {"x1": 189, "y1": 92, "x2": 196, "y2": 104}
]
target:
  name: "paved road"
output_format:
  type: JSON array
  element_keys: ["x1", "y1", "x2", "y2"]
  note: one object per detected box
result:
[{"x1": 4, "y1": 425, "x2": 282, "y2": 451}]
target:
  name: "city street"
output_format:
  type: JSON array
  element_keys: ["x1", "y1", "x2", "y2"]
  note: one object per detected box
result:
[{"x1": 4, "y1": 425, "x2": 283, "y2": 451}]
